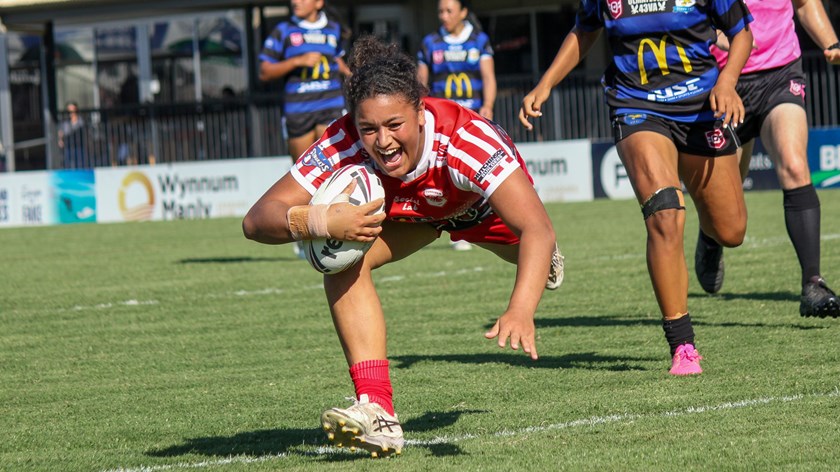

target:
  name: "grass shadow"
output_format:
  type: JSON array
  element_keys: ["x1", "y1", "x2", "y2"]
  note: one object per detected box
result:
[
  {"x1": 532, "y1": 315, "x2": 660, "y2": 329},
  {"x1": 392, "y1": 352, "x2": 654, "y2": 371},
  {"x1": 177, "y1": 256, "x2": 290, "y2": 264},
  {"x1": 146, "y1": 409, "x2": 484, "y2": 462},
  {"x1": 689, "y1": 290, "x2": 799, "y2": 302}
]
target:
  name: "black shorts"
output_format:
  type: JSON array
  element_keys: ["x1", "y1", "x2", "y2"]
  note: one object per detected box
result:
[
  {"x1": 284, "y1": 107, "x2": 345, "y2": 139},
  {"x1": 613, "y1": 113, "x2": 740, "y2": 157},
  {"x1": 735, "y1": 58, "x2": 807, "y2": 142}
]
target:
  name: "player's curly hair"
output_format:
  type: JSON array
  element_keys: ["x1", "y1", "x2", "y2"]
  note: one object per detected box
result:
[{"x1": 344, "y1": 35, "x2": 428, "y2": 116}]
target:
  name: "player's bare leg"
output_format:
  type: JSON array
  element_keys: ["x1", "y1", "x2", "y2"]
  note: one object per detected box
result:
[
  {"x1": 761, "y1": 104, "x2": 839, "y2": 317},
  {"x1": 617, "y1": 132, "x2": 703, "y2": 374},
  {"x1": 320, "y1": 222, "x2": 436, "y2": 456}
]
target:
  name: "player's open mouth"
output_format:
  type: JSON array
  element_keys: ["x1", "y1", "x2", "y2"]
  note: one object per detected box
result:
[{"x1": 377, "y1": 147, "x2": 403, "y2": 167}]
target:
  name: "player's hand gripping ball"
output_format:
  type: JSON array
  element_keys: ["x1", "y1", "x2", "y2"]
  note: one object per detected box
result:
[{"x1": 303, "y1": 164, "x2": 385, "y2": 274}]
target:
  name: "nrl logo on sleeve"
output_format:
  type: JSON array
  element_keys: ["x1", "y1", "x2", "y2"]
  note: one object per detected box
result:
[
  {"x1": 607, "y1": 0, "x2": 623, "y2": 19},
  {"x1": 301, "y1": 146, "x2": 333, "y2": 172}
]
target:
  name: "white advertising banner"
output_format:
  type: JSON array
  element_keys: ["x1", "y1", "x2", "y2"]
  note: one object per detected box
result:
[
  {"x1": 95, "y1": 158, "x2": 291, "y2": 223},
  {"x1": 0, "y1": 171, "x2": 56, "y2": 227},
  {"x1": 517, "y1": 140, "x2": 594, "y2": 202}
]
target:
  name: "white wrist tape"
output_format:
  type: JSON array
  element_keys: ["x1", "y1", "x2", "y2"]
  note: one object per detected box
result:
[{"x1": 286, "y1": 204, "x2": 330, "y2": 240}]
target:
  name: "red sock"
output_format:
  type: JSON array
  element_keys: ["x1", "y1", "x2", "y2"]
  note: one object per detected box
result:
[{"x1": 349, "y1": 359, "x2": 394, "y2": 415}]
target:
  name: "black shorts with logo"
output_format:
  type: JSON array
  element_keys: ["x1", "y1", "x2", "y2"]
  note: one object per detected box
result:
[
  {"x1": 613, "y1": 112, "x2": 740, "y2": 157},
  {"x1": 735, "y1": 58, "x2": 807, "y2": 143},
  {"x1": 283, "y1": 107, "x2": 345, "y2": 139}
]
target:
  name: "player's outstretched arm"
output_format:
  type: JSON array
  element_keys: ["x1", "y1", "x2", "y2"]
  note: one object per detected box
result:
[
  {"x1": 259, "y1": 52, "x2": 324, "y2": 82},
  {"x1": 710, "y1": 27, "x2": 753, "y2": 127},
  {"x1": 794, "y1": 0, "x2": 840, "y2": 65},
  {"x1": 520, "y1": 27, "x2": 601, "y2": 130},
  {"x1": 242, "y1": 175, "x2": 384, "y2": 245},
  {"x1": 483, "y1": 168, "x2": 557, "y2": 360}
]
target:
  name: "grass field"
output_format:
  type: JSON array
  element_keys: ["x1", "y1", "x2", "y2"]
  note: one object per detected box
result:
[{"x1": 2, "y1": 190, "x2": 839, "y2": 471}]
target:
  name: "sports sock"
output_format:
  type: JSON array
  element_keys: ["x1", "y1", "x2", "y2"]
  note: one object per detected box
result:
[
  {"x1": 783, "y1": 184, "x2": 821, "y2": 286},
  {"x1": 349, "y1": 359, "x2": 394, "y2": 415},
  {"x1": 699, "y1": 229, "x2": 720, "y2": 248},
  {"x1": 662, "y1": 314, "x2": 695, "y2": 356}
]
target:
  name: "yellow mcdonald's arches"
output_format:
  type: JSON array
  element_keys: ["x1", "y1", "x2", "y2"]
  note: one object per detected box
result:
[
  {"x1": 445, "y1": 72, "x2": 473, "y2": 99},
  {"x1": 637, "y1": 36, "x2": 693, "y2": 85},
  {"x1": 301, "y1": 56, "x2": 331, "y2": 80}
]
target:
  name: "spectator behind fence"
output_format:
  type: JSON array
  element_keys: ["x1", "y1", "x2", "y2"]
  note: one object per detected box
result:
[
  {"x1": 258, "y1": 0, "x2": 351, "y2": 164},
  {"x1": 417, "y1": 0, "x2": 496, "y2": 121},
  {"x1": 58, "y1": 101, "x2": 87, "y2": 169},
  {"x1": 417, "y1": 0, "x2": 496, "y2": 252}
]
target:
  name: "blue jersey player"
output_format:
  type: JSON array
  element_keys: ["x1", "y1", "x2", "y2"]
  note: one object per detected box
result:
[
  {"x1": 259, "y1": 0, "x2": 351, "y2": 163},
  {"x1": 520, "y1": 0, "x2": 754, "y2": 375},
  {"x1": 417, "y1": 0, "x2": 497, "y2": 121}
]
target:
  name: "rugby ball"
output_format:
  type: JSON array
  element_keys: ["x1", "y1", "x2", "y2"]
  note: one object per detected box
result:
[{"x1": 303, "y1": 164, "x2": 385, "y2": 274}]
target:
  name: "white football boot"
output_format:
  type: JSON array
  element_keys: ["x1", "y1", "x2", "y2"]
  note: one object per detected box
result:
[
  {"x1": 546, "y1": 243, "x2": 565, "y2": 290},
  {"x1": 321, "y1": 395, "x2": 404, "y2": 458}
]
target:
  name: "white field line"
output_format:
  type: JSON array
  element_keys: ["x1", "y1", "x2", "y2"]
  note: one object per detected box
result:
[
  {"x1": 103, "y1": 387, "x2": 839, "y2": 472},
  {"x1": 67, "y1": 300, "x2": 159, "y2": 311},
  {"x1": 229, "y1": 267, "x2": 486, "y2": 297}
]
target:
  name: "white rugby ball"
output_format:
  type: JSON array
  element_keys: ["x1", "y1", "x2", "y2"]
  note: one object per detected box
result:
[{"x1": 303, "y1": 164, "x2": 385, "y2": 274}]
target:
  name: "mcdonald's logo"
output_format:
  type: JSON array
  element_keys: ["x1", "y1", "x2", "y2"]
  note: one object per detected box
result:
[
  {"x1": 445, "y1": 73, "x2": 473, "y2": 99},
  {"x1": 301, "y1": 56, "x2": 331, "y2": 80},
  {"x1": 637, "y1": 36, "x2": 693, "y2": 85}
]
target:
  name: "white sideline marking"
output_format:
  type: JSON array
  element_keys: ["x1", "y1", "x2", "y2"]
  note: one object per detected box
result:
[
  {"x1": 228, "y1": 267, "x2": 488, "y2": 296},
  {"x1": 104, "y1": 387, "x2": 839, "y2": 472},
  {"x1": 70, "y1": 300, "x2": 159, "y2": 311}
]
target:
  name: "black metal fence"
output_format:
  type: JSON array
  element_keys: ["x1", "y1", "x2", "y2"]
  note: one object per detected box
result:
[{"x1": 54, "y1": 51, "x2": 840, "y2": 169}]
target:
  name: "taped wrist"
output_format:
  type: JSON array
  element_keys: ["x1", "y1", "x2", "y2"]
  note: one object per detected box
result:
[{"x1": 286, "y1": 204, "x2": 330, "y2": 240}]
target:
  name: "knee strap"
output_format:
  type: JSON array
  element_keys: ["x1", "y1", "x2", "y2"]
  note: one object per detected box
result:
[{"x1": 641, "y1": 187, "x2": 685, "y2": 220}]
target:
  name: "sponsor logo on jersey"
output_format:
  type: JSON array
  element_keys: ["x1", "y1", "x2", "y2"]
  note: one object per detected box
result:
[
  {"x1": 297, "y1": 80, "x2": 331, "y2": 93},
  {"x1": 467, "y1": 48, "x2": 481, "y2": 63},
  {"x1": 607, "y1": 0, "x2": 623, "y2": 19},
  {"x1": 436, "y1": 143, "x2": 448, "y2": 163},
  {"x1": 623, "y1": 113, "x2": 648, "y2": 125},
  {"x1": 301, "y1": 56, "x2": 331, "y2": 80},
  {"x1": 433, "y1": 50, "x2": 444, "y2": 64},
  {"x1": 789, "y1": 80, "x2": 806, "y2": 98},
  {"x1": 394, "y1": 196, "x2": 419, "y2": 212},
  {"x1": 444, "y1": 49, "x2": 469, "y2": 62},
  {"x1": 445, "y1": 73, "x2": 473, "y2": 99},
  {"x1": 705, "y1": 128, "x2": 727, "y2": 149},
  {"x1": 646, "y1": 77, "x2": 702, "y2": 102},
  {"x1": 637, "y1": 36, "x2": 693, "y2": 85},
  {"x1": 629, "y1": 0, "x2": 667, "y2": 14},
  {"x1": 302, "y1": 32, "x2": 328, "y2": 45},
  {"x1": 423, "y1": 188, "x2": 447, "y2": 207},
  {"x1": 290, "y1": 32, "x2": 304, "y2": 47},
  {"x1": 673, "y1": 0, "x2": 696, "y2": 13},
  {"x1": 475, "y1": 149, "x2": 506, "y2": 182},
  {"x1": 302, "y1": 146, "x2": 333, "y2": 172}
]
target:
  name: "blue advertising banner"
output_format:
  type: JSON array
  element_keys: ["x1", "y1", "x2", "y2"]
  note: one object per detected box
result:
[
  {"x1": 807, "y1": 128, "x2": 840, "y2": 189},
  {"x1": 742, "y1": 138, "x2": 781, "y2": 191},
  {"x1": 52, "y1": 170, "x2": 96, "y2": 224}
]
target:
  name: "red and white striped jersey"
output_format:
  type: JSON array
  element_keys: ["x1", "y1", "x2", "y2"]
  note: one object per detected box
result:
[{"x1": 291, "y1": 97, "x2": 531, "y2": 225}]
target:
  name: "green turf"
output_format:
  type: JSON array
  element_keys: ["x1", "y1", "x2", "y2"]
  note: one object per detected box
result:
[{"x1": 1, "y1": 190, "x2": 839, "y2": 471}]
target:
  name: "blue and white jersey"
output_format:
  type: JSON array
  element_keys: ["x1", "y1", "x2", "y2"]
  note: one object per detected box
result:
[
  {"x1": 417, "y1": 22, "x2": 494, "y2": 111},
  {"x1": 576, "y1": 0, "x2": 752, "y2": 121},
  {"x1": 259, "y1": 13, "x2": 346, "y2": 117}
]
